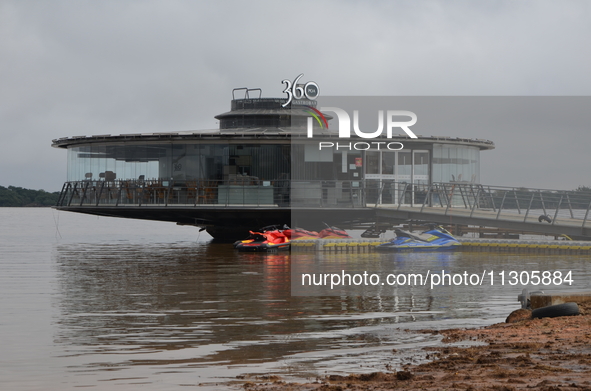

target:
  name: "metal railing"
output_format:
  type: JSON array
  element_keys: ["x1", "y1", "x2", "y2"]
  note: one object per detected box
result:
[
  {"x1": 55, "y1": 179, "x2": 369, "y2": 208},
  {"x1": 378, "y1": 182, "x2": 591, "y2": 228},
  {"x1": 55, "y1": 179, "x2": 591, "y2": 228},
  {"x1": 56, "y1": 179, "x2": 285, "y2": 208}
]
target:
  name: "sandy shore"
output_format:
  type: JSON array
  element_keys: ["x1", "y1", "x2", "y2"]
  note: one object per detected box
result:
[{"x1": 242, "y1": 303, "x2": 591, "y2": 390}]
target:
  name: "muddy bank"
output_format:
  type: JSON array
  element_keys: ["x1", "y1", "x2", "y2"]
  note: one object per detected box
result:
[{"x1": 242, "y1": 304, "x2": 591, "y2": 390}]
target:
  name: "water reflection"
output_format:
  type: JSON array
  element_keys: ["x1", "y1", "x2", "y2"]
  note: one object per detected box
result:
[{"x1": 52, "y1": 242, "x2": 591, "y2": 386}]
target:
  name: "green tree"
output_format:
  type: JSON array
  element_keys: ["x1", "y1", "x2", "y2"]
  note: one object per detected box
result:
[{"x1": 0, "y1": 186, "x2": 60, "y2": 207}]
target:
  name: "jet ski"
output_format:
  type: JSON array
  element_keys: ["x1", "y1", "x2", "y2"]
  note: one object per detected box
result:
[
  {"x1": 376, "y1": 225, "x2": 461, "y2": 251},
  {"x1": 318, "y1": 225, "x2": 352, "y2": 239},
  {"x1": 233, "y1": 225, "x2": 290, "y2": 252},
  {"x1": 283, "y1": 228, "x2": 320, "y2": 240}
]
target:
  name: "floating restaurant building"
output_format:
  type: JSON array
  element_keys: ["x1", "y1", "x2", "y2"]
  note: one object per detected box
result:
[{"x1": 52, "y1": 88, "x2": 494, "y2": 238}]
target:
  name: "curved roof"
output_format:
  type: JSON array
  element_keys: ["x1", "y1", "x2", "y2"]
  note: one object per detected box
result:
[
  {"x1": 52, "y1": 130, "x2": 494, "y2": 150},
  {"x1": 51, "y1": 95, "x2": 494, "y2": 150}
]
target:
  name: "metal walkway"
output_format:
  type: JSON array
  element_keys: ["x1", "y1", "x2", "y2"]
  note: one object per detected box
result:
[
  {"x1": 54, "y1": 178, "x2": 591, "y2": 239},
  {"x1": 373, "y1": 183, "x2": 591, "y2": 239}
]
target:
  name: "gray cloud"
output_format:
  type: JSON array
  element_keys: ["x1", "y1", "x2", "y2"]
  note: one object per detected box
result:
[{"x1": 1, "y1": 0, "x2": 591, "y2": 191}]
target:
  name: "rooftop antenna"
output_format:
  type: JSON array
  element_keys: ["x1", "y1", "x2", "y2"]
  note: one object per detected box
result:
[
  {"x1": 232, "y1": 87, "x2": 262, "y2": 100},
  {"x1": 232, "y1": 88, "x2": 247, "y2": 100},
  {"x1": 246, "y1": 88, "x2": 262, "y2": 99}
]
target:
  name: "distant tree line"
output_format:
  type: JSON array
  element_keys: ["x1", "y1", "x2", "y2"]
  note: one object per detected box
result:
[
  {"x1": 0, "y1": 186, "x2": 60, "y2": 207},
  {"x1": 575, "y1": 186, "x2": 591, "y2": 194}
]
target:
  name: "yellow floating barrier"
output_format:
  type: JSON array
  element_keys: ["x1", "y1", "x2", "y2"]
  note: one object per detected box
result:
[{"x1": 289, "y1": 238, "x2": 591, "y2": 254}]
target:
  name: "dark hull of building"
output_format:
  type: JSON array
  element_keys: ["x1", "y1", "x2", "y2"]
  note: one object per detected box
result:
[{"x1": 54, "y1": 205, "x2": 376, "y2": 240}]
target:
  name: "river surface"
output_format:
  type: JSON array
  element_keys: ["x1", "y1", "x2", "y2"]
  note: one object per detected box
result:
[{"x1": 1, "y1": 208, "x2": 590, "y2": 390}]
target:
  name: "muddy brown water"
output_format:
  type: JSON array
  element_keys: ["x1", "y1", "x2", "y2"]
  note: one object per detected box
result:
[{"x1": 1, "y1": 208, "x2": 590, "y2": 390}]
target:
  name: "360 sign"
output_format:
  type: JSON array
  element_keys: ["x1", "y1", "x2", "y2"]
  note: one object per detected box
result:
[{"x1": 281, "y1": 74, "x2": 319, "y2": 107}]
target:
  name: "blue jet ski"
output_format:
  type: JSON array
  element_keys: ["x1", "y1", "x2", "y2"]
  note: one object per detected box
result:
[{"x1": 376, "y1": 225, "x2": 461, "y2": 251}]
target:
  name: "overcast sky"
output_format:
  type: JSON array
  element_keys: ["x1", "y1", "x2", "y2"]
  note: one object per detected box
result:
[{"x1": 1, "y1": 0, "x2": 591, "y2": 192}]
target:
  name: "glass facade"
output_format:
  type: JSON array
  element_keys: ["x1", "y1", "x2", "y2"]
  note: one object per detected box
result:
[
  {"x1": 67, "y1": 142, "x2": 291, "y2": 184},
  {"x1": 432, "y1": 144, "x2": 480, "y2": 183},
  {"x1": 64, "y1": 140, "x2": 482, "y2": 207}
]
